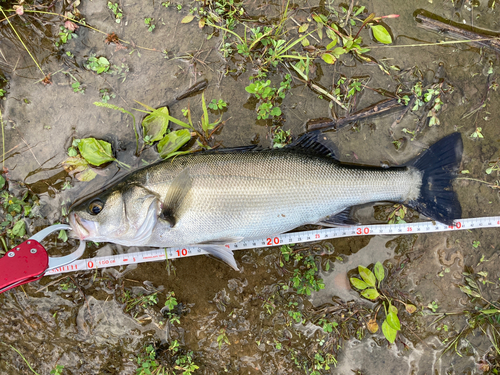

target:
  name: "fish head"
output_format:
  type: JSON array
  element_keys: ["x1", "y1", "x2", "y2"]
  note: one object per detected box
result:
[{"x1": 69, "y1": 184, "x2": 160, "y2": 246}]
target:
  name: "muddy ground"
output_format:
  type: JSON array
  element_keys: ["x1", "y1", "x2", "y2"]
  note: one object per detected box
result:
[{"x1": 1, "y1": 0, "x2": 500, "y2": 374}]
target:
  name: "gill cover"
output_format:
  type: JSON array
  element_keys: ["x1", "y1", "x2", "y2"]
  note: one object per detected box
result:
[{"x1": 71, "y1": 184, "x2": 160, "y2": 246}]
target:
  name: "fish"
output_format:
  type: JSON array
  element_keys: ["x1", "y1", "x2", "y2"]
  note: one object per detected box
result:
[{"x1": 69, "y1": 131, "x2": 463, "y2": 271}]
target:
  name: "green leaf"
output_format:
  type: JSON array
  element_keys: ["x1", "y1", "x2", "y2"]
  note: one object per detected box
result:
[
  {"x1": 157, "y1": 129, "x2": 191, "y2": 159},
  {"x1": 386, "y1": 311, "x2": 400, "y2": 331},
  {"x1": 181, "y1": 14, "x2": 195, "y2": 23},
  {"x1": 326, "y1": 39, "x2": 337, "y2": 50},
  {"x1": 77, "y1": 138, "x2": 115, "y2": 166},
  {"x1": 67, "y1": 147, "x2": 78, "y2": 157},
  {"x1": 358, "y1": 265, "x2": 376, "y2": 287},
  {"x1": 142, "y1": 107, "x2": 170, "y2": 143},
  {"x1": 201, "y1": 92, "x2": 210, "y2": 133},
  {"x1": 321, "y1": 53, "x2": 336, "y2": 64},
  {"x1": 361, "y1": 288, "x2": 380, "y2": 300},
  {"x1": 371, "y1": 25, "x2": 392, "y2": 44},
  {"x1": 58, "y1": 229, "x2": 68, "y2": 242},
  {"x1": 311, "y1": 13, "x2": 324, "y2": 24},
  {"x1": 332, "y1": 47, "x2": 346, "y2": 57},
  {"x1": 77, "y1": 168, "x2": 97, "y2": 182},
  {"x1": 298, "y1": 23, "x2": 309, "y2": 33},
  {"x1": 480, "y1": 309, "x2": 500, "y2": 315},
  {"x1": 388, "y1": 305, "x2": 398, "y2": 314},
  {"x1": 374, "y1": 261, "x2": 384, "y2": 283},
  {"x1": 382, "y1": 319, "x2": 397, "y2": 343},
  {"x1": 350, "y1": 277, "x2": 369, "y2": 290},
  {"x1": 270, "y1": 107, "x2": 282, "y2": 116},
  {"x1": 12, "y1": 219, "x2": 26, "y2": 237},
  {"x1": 0, "y1": 175, "x2": 5, "y2": 189},
  {"x1": 63, "y1": 156, "x2": 89, "y2": 173}
]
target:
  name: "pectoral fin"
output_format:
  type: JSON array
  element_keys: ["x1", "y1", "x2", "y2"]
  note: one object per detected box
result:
[
  {"x1": 197, "y1": 245, "x2": 240, "y2": 271},
  {"x1": 160, "y1": 168, "x2": 192, "y2": 227}
]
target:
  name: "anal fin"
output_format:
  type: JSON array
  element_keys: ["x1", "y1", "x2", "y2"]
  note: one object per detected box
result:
[
  {"x1": 317, "y1": 207, "x2": 358, "y2": 227},
  {"x1": 197, "y1": 245, "x2": 240, "y2": 271}
]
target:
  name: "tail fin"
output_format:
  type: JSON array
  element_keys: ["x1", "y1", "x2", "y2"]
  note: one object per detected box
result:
[{"x1": 406, "y1": 133, "x2": 463, "y2": 225}]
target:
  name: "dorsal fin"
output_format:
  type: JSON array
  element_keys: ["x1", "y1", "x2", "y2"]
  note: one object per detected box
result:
[
  {"x1": 286, "y1": 131, "x2": 338, "y2": 159},
  {"x1": 201, "y1": 145, "x2": 261, "y2": 154}
]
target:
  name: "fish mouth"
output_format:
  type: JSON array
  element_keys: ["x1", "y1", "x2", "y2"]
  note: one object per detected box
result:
[{"x1": 69, "y1": 212, "x2": 94, "y2": 240}]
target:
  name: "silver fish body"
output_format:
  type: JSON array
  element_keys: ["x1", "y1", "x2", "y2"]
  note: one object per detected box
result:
[{"x1": 70, "y1": 132, "x2": 462, "y2": 270}]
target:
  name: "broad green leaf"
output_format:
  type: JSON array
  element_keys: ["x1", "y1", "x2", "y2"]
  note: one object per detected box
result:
[
  {"x1": 326, "y1": 39, "x2": 337, "y2": 50},
  {"x1": 0, "y1": 175, "x2": 5, "y2": 189},
  {"x1": 382, "y1": 320, "x2": 397, "y2": 343},
  {"x1": 301, "y1": 37, "x2": 310, "y2": 47},
  {"x1": 181, "y1": 14, "x2": 195, "y2": 24},
  {"x1": 361, "y1": 288, "x2": 379, "y2": 300},
  {"x1": 358, "y1": 265, "x2": 376, "y2": 287},
  {"x1": 321, "y1": 53, "x2": 336, "y2": 64},
  {"x1": 298, "y1": 23, "x2": 309, "y2": 33},
  {"x1": 371, "y1": 25, "x2": 392, "y2": 44},
  {"x1": 374, "y1": 261, "x2": 385, "y2": 283},
  {"x1": 12, "y1": 219, "x2": 25, "y2": 237},
  {"x1": 332, "y1": 47, "x2": 346, "y2": 57},
  {"x1": 142, "y1": 107, "x2": 170, "y2": 143},
  {"x1": 77, "y1": 138, "x2": 115, "y2": 166},
  {"x1": 311, "y1": 13, "x2": 323, "y2": 24},
  {"x1": 386, "y1": 311, "x2": 401, "y2": 331},
  {"x1": 158, "y1": 129, "x2": 191, "y2": 158},
  {"x1": 350, "y1": 277, "x2": 369, "y2": 290}
]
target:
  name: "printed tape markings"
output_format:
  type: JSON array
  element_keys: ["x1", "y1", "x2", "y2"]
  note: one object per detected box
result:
[{"x1": 46, "y1": 216, "x2": 500, "y2": 275}]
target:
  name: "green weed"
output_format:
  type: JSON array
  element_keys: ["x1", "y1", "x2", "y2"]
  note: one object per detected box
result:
[
  {"x1": 55, "y1": 25, "x2": 77, "y2": 47},
  {"x1": 350, "y1": 262, "x2": 417, "y2": 344},
  {"x1": 144, "y1": 18, "x2": 156, "y2": 32},
  {"x1": 50, "y1": 365, "x2": 64, "y2": 375},
  {"x1": 280, "y1": 245, "x2": 325, "y2": 295},
  {"x1": 85, "y1": 55, "x2": 110, "y2": 74},
  {"x1": 208, "y1": 99, "x2": 227, "y2": 111},
  {"x1": 0, "y1": 176, "x2": 37, "y2": 253},
  {"x1": 217, "y1": 328, "x2": 230, "y2": 349},
  {"x1": 245, "y1": 74, "x2": 291, "y2": 120},
  {"x1": 108, "y1": 1, "x2": 123, "y2": 23},
  {"x1": 100, "y1": 88, "x2": 116, "y2": 103}
]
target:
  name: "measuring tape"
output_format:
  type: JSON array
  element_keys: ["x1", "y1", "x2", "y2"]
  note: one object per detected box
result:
[{"x1": 46, "y1": 216, "x2": 500, "y2": 276}]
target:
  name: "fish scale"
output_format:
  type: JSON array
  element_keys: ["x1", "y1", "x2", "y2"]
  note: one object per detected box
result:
[
  {"x1": 70, "y1": 132, "x2": 462, "y2": 270},
  {"x1": 139, "y1": 151, "x2": 420, "y2": 247}
]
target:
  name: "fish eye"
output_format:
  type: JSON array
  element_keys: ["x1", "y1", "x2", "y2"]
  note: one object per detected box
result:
[{"x1": 88, "y1": 199, "x2": 104, "y2": 215}]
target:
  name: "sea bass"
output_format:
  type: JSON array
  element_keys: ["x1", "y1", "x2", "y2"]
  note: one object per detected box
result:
[{"x1": 70, "y1": 132, "x2": 462, "y2": 270}]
